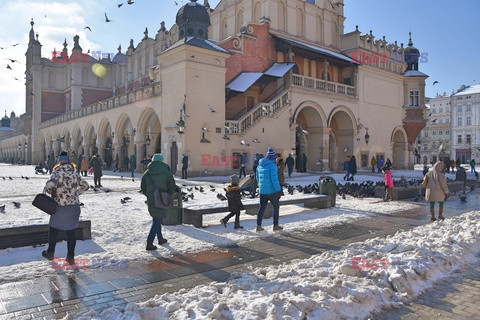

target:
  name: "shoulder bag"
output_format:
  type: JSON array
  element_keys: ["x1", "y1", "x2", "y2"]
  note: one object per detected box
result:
[
  {"x1": 32, "y1": 187, "x2": 58, "y2": 215},
  {"x1": 147, "y1": 174, "x2": 171, "y2": 209}
]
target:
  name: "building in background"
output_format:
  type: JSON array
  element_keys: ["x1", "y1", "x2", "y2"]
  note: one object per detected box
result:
[
  {"x1": 419, "y1": 93, "x2": 452, "y2": 164},
  {"x1": 0, "y1": 0, "x2": 427, "y2": 173},
  {"x1": 451, "y1": 84, "x2": 480, "y2": 164}
]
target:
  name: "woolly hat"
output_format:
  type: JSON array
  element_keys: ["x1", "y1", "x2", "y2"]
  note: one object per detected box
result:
[
  {"x1": 152, "y1": 153, "x2": 164, "y2": 162},
  {"x1": 266, "y1": 147, "x2": 276, "y2": 160},
  {"x1": 58, "y1": 151, "x2": 70, "y2": 164},
  {"x1": 230, "y1": 174, "x2": 239, "y2": 185}
]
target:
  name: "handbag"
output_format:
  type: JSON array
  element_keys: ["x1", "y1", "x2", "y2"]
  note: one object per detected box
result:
[
  {"x1": 147, "y1": 174, "x2": 171, "y2": 209},
  {"x1": 32, "y1": 188, "x2": 57, "y2": 215}
]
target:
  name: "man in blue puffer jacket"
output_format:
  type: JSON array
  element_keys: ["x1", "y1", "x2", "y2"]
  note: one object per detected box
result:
[{"x1": 256, "y1": 147, "x2": 283, "y2": 232}]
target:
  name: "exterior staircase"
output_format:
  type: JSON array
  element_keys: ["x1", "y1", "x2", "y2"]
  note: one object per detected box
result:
[{"x1": 225, "y1": 89, "x2": 290, "y2": 136}]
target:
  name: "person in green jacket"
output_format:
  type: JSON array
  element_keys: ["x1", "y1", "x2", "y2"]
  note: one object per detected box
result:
[{"x1": 140, "y1": 154, "x2": 175, "y2": 251}]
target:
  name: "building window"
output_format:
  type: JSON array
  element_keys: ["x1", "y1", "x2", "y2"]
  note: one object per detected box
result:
[
  {"x1": 467, "y1": 116, "x2": 472, "y2": 125},
  {"x1": 458, "y1": 135, "x2": 462, "y2": 143},
  {"x1": 439, "y1": 107, "x2": 443, "y2": 113},
  {"x1": 446, "y1": 118, "x2": 450, "y2": 123},
  {"x1": 439, "y1": 129, "x2": 443, "y2": 135},
  {"x1": 423, "y1": 144, "x2": 428, "y2": 151},
  {"x1": 424, "y1": 131, "x2": 428, "y2": 138},
  {"x1": 457, "y1": 106, "x2": 463, "y2": 113},
  {"x1": 467, "y1": 134, "x2": 471, "y2": 144},
  {"x1": 466, "y1": 106, "x2": 472, "y2": 112},
  {"x1": 432, "y1": 109, "x2": 436, "y2": 114},
  {"x1": 458, "y1": 117, "x2": 462, "y2": 126},
  {"x1": 409, "y1": 91, "x2": 419, "y2": 106},
  {"x1": 432, "y1": 130, "x2": 436, "y2": 136},
  {"x1": 446, "y1": 129, "x2": 450, "y2": 135},
  {"x1": 446, "y1": 106, "x2": 450, "y2": 112}
]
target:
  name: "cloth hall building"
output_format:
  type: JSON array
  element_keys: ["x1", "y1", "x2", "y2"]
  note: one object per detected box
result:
[{"x1": 0, "y1": 0, "x2": 427, "y2": 175}]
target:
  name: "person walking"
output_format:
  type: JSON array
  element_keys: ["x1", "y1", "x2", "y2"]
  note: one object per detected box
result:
[
  {"x1": 47, "y1": 154, "x2": 55, "y2": 174},
  {"x1": 77, "y1": 154, "x2": 83, "y2": 174},
  {"x1": 470, "y1": 158, "x2": 476, "y2": 174},
  {"x1": 81, "y1": 156, "x2": 88, "y2": 177},
  {"x1": 113, "y1": 153, "x2": 120, "y2": 172},
  {"x1": 349, "y1": 155, "x2": 357, "y2": 181},
  {"x1": 383, "y1": 166, "x2": 394, "y2": 201},
  {"x1": 450, "y1": 160, "x2": 456, "y2": 172},
  {"x1": 129, "y1": 154, "x2": 137, "y2": 178},
  {"x1": 252, "y1": 153, "x2": 261, "y2": 174},
  {"x1": 256, "y1": 148, "x2": 283, "y2": 232},
  {"x1": 302, "y1": 154, "x2": 308, "y2": 172},
  {"x1": 238, "y1": 153, "x2": 246, "y2": 178},
  {"x1": 220, "y1": 174, "x2": 244, "y2": 229},
  {"x1": 89, "y1": 154, "x2": 104, "y2": 187},
  {"x1": 385, "y1": 158, "x2": 392, "y2": 169},
  {"x1": 421, "y1": 161, "x2": 449, "y2": 221},
  {"x1": 285, "y1": 154, "x2": 294, "y2": 178},
  {"x1": 343, "y1": 156, "x2": 351, "y2": 180},
  {"x1": 370, "y1": 156, "x2": 377, "y2": 173},
  {"x1": 276, "y1": 156, "x2": 285, "y2": 189},
  {"x1": 181, "y1": 154, "x2": 189, "y2": 179},
  {"x1": 377, "y1": 156, "x2": 384, "y2": 173},
  {"x1": 41, "y1": 151, "x2": 89, "y2": 266},
  {"x1": 444, "y1": 158, "x2": 451, "y2": 173},
  {"x1": 141, "y1": 154, "x2": 175, "y2": 250}
]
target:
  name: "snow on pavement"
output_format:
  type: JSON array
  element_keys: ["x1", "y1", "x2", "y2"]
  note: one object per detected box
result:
[{"x1": 74, "y1": 211, "x2": 480, "y2": 320}]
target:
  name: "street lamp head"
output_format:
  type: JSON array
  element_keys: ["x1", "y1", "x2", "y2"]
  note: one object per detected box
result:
[
  {"x1": 364, "y1": 129, "x2": 370, "y2": 144},
  {"x1": 145, "y1": 135, "x2": 151, "y2": 146},
  {"x1": 177, "y1": 118, "x2": 185, "y2": 134}
]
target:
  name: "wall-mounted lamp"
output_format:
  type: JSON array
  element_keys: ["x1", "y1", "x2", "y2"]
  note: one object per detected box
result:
[
  {"x1": 200, "y1": 132, "x2": 211, "y2": 143},
  {"x1": 145, "y1": 135, "x2": 151, "y2": 146},
  {"x1": 365, "y1": 129, "x2": 370, "y2": 144},
  {"x1": 177, "y1": 110, "x2": 185, "y2": 134},
  {"x1": 18, "y1": 143, "x2": 21, "y2": 150},
  {"x1": 112, "y1": 131, "x2": 115, "y2": 138}
]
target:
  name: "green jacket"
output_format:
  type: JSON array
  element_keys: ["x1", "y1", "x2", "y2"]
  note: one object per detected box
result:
[{"x1": 141, "y1": 161, "x2": 175, "y2": 219}]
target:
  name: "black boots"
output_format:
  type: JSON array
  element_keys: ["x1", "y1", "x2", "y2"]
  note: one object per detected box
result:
[
  {"x1": 146, "y1": 243, "x2": 157, "y2": 250},
  {"x1": 42, "y1": 250, "x2": 54, "y2": 261}
]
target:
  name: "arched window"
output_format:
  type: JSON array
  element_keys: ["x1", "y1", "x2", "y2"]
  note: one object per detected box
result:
[
  {"x1": 235, "y1": 9, "x2": 244, "y2": 34},
  {"x1": 296, "y1": 8, "x2": 305, "y2": 37},
  {"x1": 220, "y1": 16, "x2": 228, "y2": 40},
  {"x1": 253, "y1": 1, "x2": 261, "y2": 22},
  {"x1": 278, "y1": 1, "x2": 286, "y2": 31},
  {"x1": 316, "y1": 16, "x2": 323, "y2": 42}
]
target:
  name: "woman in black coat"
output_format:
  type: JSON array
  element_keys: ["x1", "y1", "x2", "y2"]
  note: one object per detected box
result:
[{"x1": 349, "y1": 155, "x2": 357, "y2": 181}]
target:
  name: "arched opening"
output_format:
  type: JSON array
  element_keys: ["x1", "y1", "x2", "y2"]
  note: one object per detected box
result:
[
  {"x1": 235, "y1": 9, "x2": 243, "y2": 34},
  {"x1": 296, "y1": 8, "x2": 305, "y2": 37},
  {"x1": 316, "y1": 16, "x2": 323, "y2": 43},
  {"x1": 253, "y1": 1, "x2": 261, "y2": 22},
  {"x1": 329, "y1": 110, "x2": 355, "y2": 171},
  {"x1": 278, "y1": 1, "x2": 286, "y2": 31},
  {"x1": 392, "y1": 129, "x2": 407, "y2": 169},
  {"x1": 220, "y1": 16, "x2": 227, "y2": 40},
  {"x1": 294, "y1": 106, "x2": 324, "y2": 171}
]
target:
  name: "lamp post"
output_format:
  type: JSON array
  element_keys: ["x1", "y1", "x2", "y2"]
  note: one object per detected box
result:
[{"x1": 177, "y1": 110, "x2": 185, "y2": 134}]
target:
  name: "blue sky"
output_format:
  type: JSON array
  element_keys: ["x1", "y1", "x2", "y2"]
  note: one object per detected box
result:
[{"x1": 0, "y1": 0, "x2": 478, "y2": 117}]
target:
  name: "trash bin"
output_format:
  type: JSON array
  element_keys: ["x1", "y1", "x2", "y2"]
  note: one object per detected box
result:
[
  {"x1": 455, "y1": 168, "x2": 467, "y2": 192},
  {"x1": 319, "y1": 176, "x2": 336, "y2": 207},
  {"x1": 162, "y1": 186, "x2": 183, "y2": 225}
]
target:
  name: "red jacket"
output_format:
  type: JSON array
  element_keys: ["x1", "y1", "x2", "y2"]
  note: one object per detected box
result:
[{"x1": 384, "y1": 170, "x2": 394, "y2": 188}]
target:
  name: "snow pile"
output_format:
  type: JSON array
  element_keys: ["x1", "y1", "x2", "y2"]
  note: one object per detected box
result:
[{"x1": 74, "y1": 211, "x2": 480, "y2": 320}]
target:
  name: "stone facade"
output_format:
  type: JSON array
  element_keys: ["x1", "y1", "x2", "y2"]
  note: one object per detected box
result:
[{"x1": 0, "y1": 0, "x2": 427, "y2": 173}]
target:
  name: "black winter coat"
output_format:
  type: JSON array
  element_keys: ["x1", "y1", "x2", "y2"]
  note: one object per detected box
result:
[{"x1": 226, "y1": 185, "x2": 244, "y2": 213}]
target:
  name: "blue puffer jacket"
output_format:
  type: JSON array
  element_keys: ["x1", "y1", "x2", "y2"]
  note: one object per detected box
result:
[{"x1": 256, "y1": 158, "x2": 281, "y2": 195}]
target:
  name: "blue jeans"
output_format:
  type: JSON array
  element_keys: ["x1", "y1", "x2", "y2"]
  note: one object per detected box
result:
[
  {"x1": 147, "y1": 218, "x2": 164, "y2": 244},
  {"x1": 257, "y1": 193, "x2": 281, "y2": 226}
]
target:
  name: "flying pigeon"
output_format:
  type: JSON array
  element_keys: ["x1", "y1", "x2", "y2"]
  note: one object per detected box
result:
[
  {"x1": 84, "y1": 26, "x2": 92, "y2": 32},
  {"x1": 127, "y1": 0, "x2": 134, "y2": 4},
  {"x1": 11, "y1": 43, "x2": 19, "y2": 47},
  {"x1": 105, "y1": 13, "x2": 113, "y2": 22},
  {"x1": 209, "y1": 106, "x2": 216, "y2": 113},
  {"x1": 5, "y1": 58, "x2": 19, "y2": 63},
  {"x1": 433, "y1": 81, "x2": 439, "y2": 85},
  {"x1": 118, "y1": 3, "x2": 123, "y2": 7},
  {"x1": 6, "y1": 64, "x2": 12, "y2": 70}
]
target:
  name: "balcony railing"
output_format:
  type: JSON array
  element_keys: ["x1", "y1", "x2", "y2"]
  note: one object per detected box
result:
[
  {"x1": 39, "y1": 82, "x2": 162, "y2": 129},
  {"x1": 225, "y1": 90, "x2": 290, "y2": 135},
  {"x1": 291, "y1": 74, "x2": 356, "y2": 97}
]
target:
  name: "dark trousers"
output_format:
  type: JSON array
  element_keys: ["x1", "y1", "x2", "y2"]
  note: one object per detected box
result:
[
  {"x1": 287, "y1": 166, "x2": 293, "y2": 177},
  {"x1": 371, "y1": 166, "x2": 375, "y2": 172},
  {"x1": 147, "y1": 218, "x2": 164, "y2": 244},
  {"x1": 222, "y1": 211, "x2": 240, "y2": 226},
  {"x1": 257, "y1": 193, "x2": 281, "y2": 226},
  {"x1": 47, "y1": 227, "x2": 76, "y2": 257},
  {"x1": 94, "y1": 176, "x2": 101, "y2": 187},
  {"x1": 182, "y1": 167, "x2": 188, "y2": 179},
  {"x1": 239, "y1": 166, "x2": 246, "y2": 178}
]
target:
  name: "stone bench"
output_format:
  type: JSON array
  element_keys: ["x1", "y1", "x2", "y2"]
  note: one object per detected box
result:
[
  {"x1": 0, "y1": 220, "x2": 91, "y2": 250},
  {"x1": 374, "y1": 181, "x2": 466, "y2": 200},
  {"x1": 183, "y1": 195, "x2": 331, "y2": 228}
]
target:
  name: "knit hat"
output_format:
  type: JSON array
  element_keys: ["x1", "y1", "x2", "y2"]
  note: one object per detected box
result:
[
  {"x1": 57, "y1": 151, "x2": 70, "y2": 164},
  {"x1": 230, "y1": 174, "x2": 239, "y2": 186},
  {"x1": 152, "y1": 153, "x2": 164, "y2": 162},
  {"x1": 266, "y1": 147, "x2": 276, "y2": 160}
]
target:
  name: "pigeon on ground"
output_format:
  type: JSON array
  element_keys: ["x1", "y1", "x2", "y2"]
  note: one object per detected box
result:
[
  {"x1": 342, "y1": 194, "x2": 346, "y2": 200},
  {"x1": 189, "y1": 193, "x2": 194, "y2": 199},
  {"x1": 123, "y1": 197, "x2": 131, "y2": 201},
  {"x1": 0, "y1": 205, "x2": 5, "y2": 213},
  {"x1": 459, "y1": 194, "x2": 467, "y2": 203},
  {"x1": 120, "y1": 199, "x2": 127, "y2": 204},
  {"x1": 414, "y1": 194, "x2": 420, "y2": 202},
  {"x1": 187, "y1": 187, "x2": 193, "y2": 192},
  {"x1": 79, "y1": 203, "x2": 84, "y2": 207},
  {"x1": 25, "y1": 177, "x2": 29, "y2": 180},
  {"x1": 13, "y1": 202, "x2": 20, "y2": 208},
  {"x1": 8, "y1": 177, "x2": 12, "y2": 180}
]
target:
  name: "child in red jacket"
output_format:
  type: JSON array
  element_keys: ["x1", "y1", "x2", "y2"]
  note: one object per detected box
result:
[{"x1": 383, "y1": 167, "x2": 394, "y2": 201}]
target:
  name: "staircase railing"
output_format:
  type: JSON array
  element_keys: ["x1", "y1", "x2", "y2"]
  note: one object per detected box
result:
[{"x1": 225, "y1": 90, "x2": 290, "y2": 135}]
